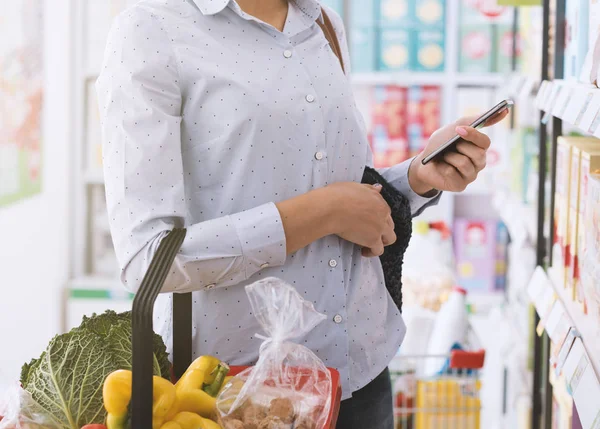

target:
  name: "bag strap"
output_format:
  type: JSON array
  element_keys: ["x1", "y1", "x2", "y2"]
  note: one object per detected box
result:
[{"x1": 317, "y1": 8, "x2": 346, "y2": 74}]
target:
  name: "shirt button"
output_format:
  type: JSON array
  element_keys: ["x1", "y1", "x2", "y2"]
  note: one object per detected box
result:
[
  {"x1": 329, "y1": 259, "x2": 338, "y2": 268},
  {"x1": 306, "y1": 94, "x2": 316, "y2": 103},
  {"x1": 283, "y1": 49, "x2": 292, "y2": 58},
  {"x1": 260, "y1": 262, "x2": 270, "y2": 269},
  {"x1": 205, "y1": 284, "x2": 215, "y2": 290},
  {"x1": 314, "y1": 151, "x2": 324, "y2": 160},
  {"x1": 333, "y1": 314, "x2": 343, "y2": 324}
]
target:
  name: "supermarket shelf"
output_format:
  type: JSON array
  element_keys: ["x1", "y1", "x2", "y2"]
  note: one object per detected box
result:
[
  {"x1": 351, "y1": 72, "x2": 506, "y2": 87},
  {"x1": 493, "y1": 191, "x2": 537, "y2": 246},
  {"x1": 527, "y1": 267, "x2": 600, "y2": 426},
  {"x1": 84, "y1": 169, "x2": 105, "y2": 185},
  {"x1": 535, "y1": 80, "x2": 600, "y2": 138},
  {"x1": 505, "y1": 74, "x2": 540, "y2": 100}
]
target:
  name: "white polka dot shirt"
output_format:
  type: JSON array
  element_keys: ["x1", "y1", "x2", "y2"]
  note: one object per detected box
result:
[{"x1": 96, "y1": 0, "x2": 438, "y2": 399}]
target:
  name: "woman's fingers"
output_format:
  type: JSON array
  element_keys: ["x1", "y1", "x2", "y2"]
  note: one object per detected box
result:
[{"x1": 455, "y1": 141, "x2": 487, "y2": 171}]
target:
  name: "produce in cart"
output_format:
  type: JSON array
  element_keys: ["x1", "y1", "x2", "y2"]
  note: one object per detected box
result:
[{"x1": 216, "y1": 278, "x2": 333, "y2": 429}]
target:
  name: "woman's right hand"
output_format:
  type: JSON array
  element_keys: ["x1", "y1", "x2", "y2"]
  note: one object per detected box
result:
[{"x1": 325, "y1": 182, "x2": 396, "y2": 257}]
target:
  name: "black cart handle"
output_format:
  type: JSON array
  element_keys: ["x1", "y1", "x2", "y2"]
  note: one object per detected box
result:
[{"x1": 131, "y1": 228, "x2": 190, "y2": 429}]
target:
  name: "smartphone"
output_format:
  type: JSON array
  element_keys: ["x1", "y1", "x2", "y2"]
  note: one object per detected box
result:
[{"x1": 421, "y1": 99, "x2": 514, "y2": 165}]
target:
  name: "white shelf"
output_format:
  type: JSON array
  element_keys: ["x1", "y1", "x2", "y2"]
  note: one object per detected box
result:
[
  {"x1": 493, "y1": 191, "x2": 538, "y2": 246},
  {"x1": 536, "y1": 80, "x2": 600, "y2": 138},
  {"x1": 351, "y1": 72, "x2": 506, "y2": 87}
]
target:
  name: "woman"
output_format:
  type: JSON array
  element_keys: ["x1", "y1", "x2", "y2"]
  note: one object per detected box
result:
[{"x1": 97, "y1": 0, "x2": 507, "y2": 427}]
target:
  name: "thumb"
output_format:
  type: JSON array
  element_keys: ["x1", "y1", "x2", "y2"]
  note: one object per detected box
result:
[{"x1": 372, "y1": 183, "x2": 383, "y2": 192}]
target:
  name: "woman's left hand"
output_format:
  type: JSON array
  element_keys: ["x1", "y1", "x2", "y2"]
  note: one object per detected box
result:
[{"x1": 408, "y1": 109, "x2": 509, "y2": 195}]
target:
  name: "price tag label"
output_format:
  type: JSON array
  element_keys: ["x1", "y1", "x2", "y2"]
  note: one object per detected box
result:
[
  {"x1": 590, "y1": 109, "x2": 600, "y2": 135},
  {"x1": 527, "y1": 267, "x2": 549, "y2": 302},
  {"x1": 535, "y1": 81, "x2": 550, "y2": 108},
  {"x1": 553, "y1": 86, "x2": 573, "y2": 118},
  {"x1": 573, "y1": 92, "x2": 595, "y2": 127},
  {"x1": 541, "y1": 84, "x2": 563, "y2": 124}
]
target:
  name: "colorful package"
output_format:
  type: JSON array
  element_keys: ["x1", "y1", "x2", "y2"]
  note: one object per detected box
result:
[
  {"x1": 553, "y1": 138, "x2": 574, "y2": 288},
  {"x1": 350, "y1": 26, "x2": 377, "y2": 73},
  {"x1": 495, "y1": 222, "x2": 509, "y2": 291},
  {"x1": 568, "y1": 145, "x2": 583, "y2": 297},
  {"x1": 407, "y1": 86, "x2": 442, "y2": 157},
  {"x1": 379, "y1": 29, "x2": 412, "y2": 71},
  {"x1": 493, "y1": 25, "x2": 522, "y2": 73},
  {"x1": 379, "y1": 0, "x2": 413, "y2": 28},
  {"x1": 459, "y1": 25, "x2": 493, "y2": 73},
  {"x1": 414, "y1": 29, "x2": 445, "y2": 72},
  {"x1": 414, "y1": 0, "x2": 445, "y2": 29},
  {"x1": 369, "y1": 86, "x2": 409, "y2": 167},
  {"x1": 581, "y1": 174, "x2": 600, "y2": 323},
  {"x1": 454, "y1": 219, "x2": 498, "y2": 293},
  {"x1": 563, "y1": 0, "x2": 589, "y2": 80}
]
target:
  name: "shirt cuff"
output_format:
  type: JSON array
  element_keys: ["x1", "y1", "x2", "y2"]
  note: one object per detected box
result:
[
  {"x1": 233, "y1": 202, "x2": 287, "y2": 278},
  {"x1": 378, "y1": 157, "x2": 441, "y2": 217}
]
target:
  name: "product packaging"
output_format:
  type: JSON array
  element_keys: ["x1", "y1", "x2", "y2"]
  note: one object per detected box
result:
[
  {"x1": 369, "y1": 86, "x2": 409, "y2": 167},
  {"x1": 414, "y1": 29, "x2": 445, "y2": 72},
  {"x1": 553, "y1": 138, "x2": 574, "y2": 288},
  {"x1": 568, "y1": 144, "x2": 582, "y2": 298},
  {"x1": 379, "y1": 29, "x2": 412, "y2": 71},
  {"x1": 216, "y1": 278, "x2": 332, "y2": 429},
  {"x1": 0, "y1": 383, "x2": 56, "y2": 429},
  {"x1": 563, "y1": 0, "x2": 589, "y2": 80},
  {"x1": 454, "y1": 219, "x2": 499, "y2": 293},
  {"x1": 459, "y1": 26, "x2": 493, "y2": 73},
  {"x1": 350, "y1": 27, "x2": 377, "y2": 73},
  {"x1": 582, "y1": 174, "x2": 600, "y2": 324},
  {"x1": 407, "y1": 86, "x2": 441, "y2": 157},
  {"x1": 493, "y1": 25, "x2": 521, "y2": 73},
  {"x1": 379, "y1": 0, "x2": 413, "y2": 28},
  {"x1": 414, "y1": 0, "x2": 445, "y2": 28},
  {"x1": 495, "y1": 222, "x2": 509, "y2": 291}
]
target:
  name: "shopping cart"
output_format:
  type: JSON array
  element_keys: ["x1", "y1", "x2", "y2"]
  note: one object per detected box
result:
[{"x1": 390, "y1": 350, "x2": 486, "y2": 429}]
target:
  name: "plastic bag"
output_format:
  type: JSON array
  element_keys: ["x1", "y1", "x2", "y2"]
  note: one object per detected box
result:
[
  {"x1": 0, "y1": 384, "x2": 55, "y2": 429},
  {"x1": 216, "y1": 277, "x2": 332, "y2": 429}
]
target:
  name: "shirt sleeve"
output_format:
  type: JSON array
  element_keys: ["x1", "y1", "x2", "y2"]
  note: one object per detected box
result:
[
  {"x1": 323, "y1": 8, "x2": 441, "y2": 217},
  {"x1": 96, "y1": 6, "x2": 286, "y2": 294}
]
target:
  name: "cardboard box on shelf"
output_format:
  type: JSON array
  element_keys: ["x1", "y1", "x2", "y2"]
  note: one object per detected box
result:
[
  {"x1": 414, "y1": 29, "x2": 445, "y2": 72},
  {"x1": 454, "y1": 219, "x2": 500, "y2": 293},
  {"x1": 351, "y1": 27, "x2": 377, "y2": 73},
  {"x1": 407, "y1": 85, "x2": 441, "y2": 157},
  {"x1": 563, "y1": 0, "x2": 589, "y2": 80},
  {"x1": 379, "y1": 28, "x2": 412, "y2": 71},
  {"x1": 414, "y1": 0, "x2": 445, "y2": 29},
  {"x1": 582, "y1": 174, "x2": 600, "y2": 323},
  {"x1": 379, "y1": 0, "x2": 413, "y2": 28},
  {"x1": 369, "y1": 86, "x2": 410, "y2": 167},
  {"x1": 553, "y1": 138, "x2": 574, "y2": 287},
  {"x1": 459, "y1": 25, "x2": 493, "y2": 73}
]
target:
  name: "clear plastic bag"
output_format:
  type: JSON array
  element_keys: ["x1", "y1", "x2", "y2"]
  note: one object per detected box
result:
[
  {"x1": 0, "y1": 384, "x2": 55, "y2": 429},
  {"x1": 216, "y1": 277, "x2": 332, "y2": 429}
]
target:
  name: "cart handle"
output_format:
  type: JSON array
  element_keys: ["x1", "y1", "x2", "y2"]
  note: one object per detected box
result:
[
  {"x1": 449, "y1": 349, "x2": 486, "y2": 370},
  {"x1": 131, "y1": 229, "x2": 189, "y2": 429}
]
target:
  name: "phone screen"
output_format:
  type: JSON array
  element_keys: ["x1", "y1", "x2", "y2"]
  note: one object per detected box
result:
[{"x1": 421, "y1": 99, "x2": 514, "y2": 165}]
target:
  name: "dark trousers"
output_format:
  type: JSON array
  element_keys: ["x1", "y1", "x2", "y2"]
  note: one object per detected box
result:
[{"x1": 335, "y1": 368, "x2": 394, "y2": 429}]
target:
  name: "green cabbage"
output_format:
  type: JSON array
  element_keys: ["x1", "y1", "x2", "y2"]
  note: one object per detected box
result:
[{"x1": 19, "y1": 310, "x2": 171, "y2": 429}]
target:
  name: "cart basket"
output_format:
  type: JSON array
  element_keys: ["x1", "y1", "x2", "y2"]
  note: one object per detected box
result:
[{"x1": 130, "y1": 229, "x2": 342, "y2": 429}]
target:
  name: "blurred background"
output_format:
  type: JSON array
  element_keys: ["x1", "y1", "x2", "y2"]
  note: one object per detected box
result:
[{"x1": 2, "y1": 0, "x2": 600, "y2": 428}]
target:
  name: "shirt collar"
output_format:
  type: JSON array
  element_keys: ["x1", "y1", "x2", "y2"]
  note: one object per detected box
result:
[{"x1": 192, "y1": 0, "x2": 322, "y2": 22}]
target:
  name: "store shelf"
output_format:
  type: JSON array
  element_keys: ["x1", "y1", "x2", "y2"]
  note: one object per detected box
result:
[
  {"x1": 505, "y1": 75, "x2": 540, "y2": 100},
  {"x1": 493, "y1": 191, "x2": 537, "y2": 246},
  {"x1": 68, "y1": 275, "x2": 122, "y2": 291},
  {"x1": 536, "y1": 80, "x2": 600, "y2": 138},
  {"x1": 527, "y1": 266, "x2": 600, "y2": 427},
  {"x1": 351, "y1": 72, "x2": 506, "y2": 87}
]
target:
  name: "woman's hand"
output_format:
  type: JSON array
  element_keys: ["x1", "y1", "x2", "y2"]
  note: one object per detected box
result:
[
  {"x1": 325, "y1": 182, "x2": 396, "y2": 257},
  {"x1": 408, "y1": 110, "x2": 509, "y2": 195}
]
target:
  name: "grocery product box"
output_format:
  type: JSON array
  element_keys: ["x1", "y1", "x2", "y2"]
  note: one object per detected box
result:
[
  {"x1": 379, "y1": 28, "x2": 412, "y2": 71},
  {"x1": 495, "y1": 222, "x2": 509, "y2": 291},
  {"x1": 575, "y1": 146, "x2": 600, "y2": 310},
  {"x1": 459, "y1": 25, "x2": 493, "y2": 73},
  {"x1": 454, "y1": 219, "x2": 499, "y2": 293},
  {"x1": 553, "y1": 138, "x2": 574, "y2": 287},
  {"x1": 407, "y1": 85, "x2": 442, "y2": 157},
  {"x1": 563, "y1": 0, "x2": 589, "y2": 80},
  {"x1": 379, "y1": 0, "x2": 413, "y2": 28},
  {"x1": 350, "y1": 26, "x2": 377, "y2": 73},
  {"x1": 414, "y1": 29, "x2": 445, "y2": 72},
  {"x1": 493, "y1": 25, "x2": 522, "y2": 74},
  {"x1": 582, "y1": 174, "x2": 600, "y2": 322},
  {"x1": 369, "y1": 86, "x2": 409, "y2": 167},
  {"x1": 568, "y1": 145, "x2": 583, "y2": 298},
  {"x1": 414, "y1": 0, "x2": 445, "y2": 29},
  {"x1": 350, "y1": 0, "x2": 378, "y2": 27}
]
